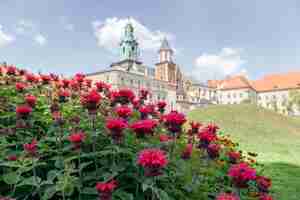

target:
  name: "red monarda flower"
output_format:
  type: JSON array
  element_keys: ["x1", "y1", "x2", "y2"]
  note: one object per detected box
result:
[
  {"x1": 216, "y1": 192, "x2": 240, "y2": 200},
  {"x1": 58, "y1": 89, "x2": 71, "y2": 103},
  {"x1": 139, "y1": 105, "x2": 153, "y2": 119},
  {"x1": 81, "y1": 90, "x2": 101, "y2": 113},
  {"x1": 23, "y1": 139, "x2": 38, "y2": 156},
  {"x1": 130, "y1": 119, "x2": 158, "y2": 138},
  {"x1": 207, "y1": 143, "x2": 221, "y2": 159},
  {"x1": 25, "y1": 94, "x2": 37, "y2": 107},
  {"x1": 132, "y1": 98, "x2": 140, "y2": 109},
  {"x1": 106, "y1": 118, "x2": 128, "y2": 144},
  {"x1": 74, "y1": 73, "x2": 85, "y2": 83},
  {"x1": 40, "y1": 74, "x2": 51, "y2": 84},
  {"x1": 181, "y1": 143, "x2": 193, "y2": 160},
  {"x1": 15, "y1": 82, "x2": 27, "y2": 92},
  {"x1": 50, "y1": 73, "x2": 59, "y2": 81},
  {"x1": 6, "y1": 66, "x2": 17, "y2": 75},
  {"x1": 114, "y1": 88, "x2": 135, "y2": 105},
  {"x1": 228, "y1": 162, "x2": 257, "y2": 188},
  {"x1": 205, "y1": 124, "x2": 219, "y2": 135},
  {"x1": 163, "y1": 111, "x2": 186, "y2": 134},
  {"x1": 85, "y1": 79, "x2": 92, "y2": 88},
  {"x1": 137, "y1": 148, "x2": 168, "y2": 176},
  {"x1": 96, "y1": 180, "x2": 118, "y2": 200},
  {"x1": 197, "y1": 131, "x2": 217, "y2": 148},
  {"x1": 227, "y1": 151, "x2": 241, "y2": 164},
  {"x1": 259, "y1": 194, "x2": 273, "y2": 200},
  {"x1": 95, "y1": 81, "x2": 111, "y2": 92},
  {"x1": 115, "y1": 106, "x2": 132, "y2": 119},
  {"x1": 62, "y1": 79, "x2": 70, "y2": 88},
  {"x1": 157, "y1": 101, "x2": 167, "y2": 114},
  {"x1": 7, "y1": 155, "x2": 17, "y2": 161},
  {"x1": 25, "y1": 73, "x2": 38, "y2": 83},
  {"x1": 159, "y1": 134, "x2": 172, "y2": 142},
  {"x1": 139, "y1": 88, "x2": 149, "y2": 100},
  {"x1": 68, "y1": 132, "x2": 86, "y2": 149},
  {"x1": 256, "y1": 176, "x2": 272, "y2": 193},
  {"x1": 190, "y1": 121, "x2": 202, "y2": 134},
  {"x1": 16, "y1": 105, "x2": 32, "y2": 118}
]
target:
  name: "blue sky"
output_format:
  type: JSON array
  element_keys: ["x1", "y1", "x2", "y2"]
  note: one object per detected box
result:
[{"x1": 0, "y1": 0, "x2": 299, "y2": 81}]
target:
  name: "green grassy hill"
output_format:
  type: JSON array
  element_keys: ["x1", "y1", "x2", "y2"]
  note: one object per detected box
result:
[{"x1": 188, "y1": 104, "x2": 300, "y2": 200}]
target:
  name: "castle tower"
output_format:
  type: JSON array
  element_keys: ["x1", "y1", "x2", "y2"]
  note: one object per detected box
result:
[
  {"x1": 155, "y1": 38, "x2": 177, "y2": 84},
  {"x1": 120, "y1": 21, "x2": 139, "y2": 61}
]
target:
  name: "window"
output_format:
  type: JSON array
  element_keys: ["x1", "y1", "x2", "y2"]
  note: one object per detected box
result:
[
  {"x1": 130, "y1": 79, "x2": 134, "y2": 85},
  {"x1": 228, "y1": 94, "x2": 231, "y2": 98},
  {"x1": 106, "y1": 76, "x2": 110, "y2": 82},
  {"x1": 233, "y1": 93, "x2": 236, "y2": 98}
]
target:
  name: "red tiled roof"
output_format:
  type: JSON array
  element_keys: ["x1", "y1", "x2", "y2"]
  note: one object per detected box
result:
[
  {"x1": 208, "y1": 75, "x2": 253, "y2": 90},
  {"x1": 252, "y1": 71, "x2": 300, "y2": 92}
]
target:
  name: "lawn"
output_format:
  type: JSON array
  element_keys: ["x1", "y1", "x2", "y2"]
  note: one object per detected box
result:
[{"x1": 188, "y1": 104, "x2": 300, "y2": 200}]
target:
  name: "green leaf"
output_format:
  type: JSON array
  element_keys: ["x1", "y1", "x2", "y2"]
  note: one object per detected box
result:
[
  {"x1": 47, "y1": 170, "x2": 60, "y2": 182},
  {"x1": 113, "y1": 190, "x2": 134, "y2": 200},
  {"x1": 79, "y1": 161, "x2": 93, "y2": 171},
  {"x1": 81, "y1": 187, "x2": 98, "y2": 195},
  {"x1": 3, "y1": 171, "x2": 20, "y2": 185},
  {"x1": 42, "y1": 185, "x2": 56, "y2": 200},
  {"x1": 18, "y1": 176, "x2": 41, "y2": 187},
  {"x1": 154, "y1": 188, "x2": 170, "y2": 200}
]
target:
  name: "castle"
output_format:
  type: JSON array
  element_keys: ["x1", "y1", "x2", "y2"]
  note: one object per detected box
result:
[{"x1": 85, "y1": 21, "x2": 300, "y2": 114}]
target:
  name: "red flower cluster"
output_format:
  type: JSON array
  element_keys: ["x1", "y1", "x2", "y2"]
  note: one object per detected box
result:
[
  {"x1": 181, "y1": 143, "x2": 193, "y2": 160},
  {"x1": 7, "y1": 155, "x2": 17, "y2": 161},
  {"x1": 137, "y1": 148, "x2": 168, "y2": 176},
  {"x1": 25, "y1": 94, "x2": 37, "y2": 107},
  {"x1": 68, "y1": 132, "x2": 86, "y2": 149},
  {"x1": 16, "y1": 105, "x2": 32, "y2": 119},
  {"x1": 23, "y1": 139, "x2": 38, "y2": 156},
  {"x1": 139, "y1": 88, "x2": 149, "y2": 100},
  {"x1": 157, "y1": 100, "x2": 167, "y2": 114},
  {"x1": 81, "y1": 90, "x2": 101, "y2": 113},
  {"x1": 227, "y1": 151, "x2": 241, "y2": 164},
  {"x1": 58, "y1": 89, "x2": 71, "y2": 103},
  {"x1": 228, "y1": 162, "x2": 256, "y2": 188},
  {"x1": 115, "y1": 106, "x2": 132, "y2": 119},
  {"x1": 207, "y1": 143, "x2": 221, "y2": 159},
  {"x1": 95, "y1": 81, "x2": 111, "y2": 92},
  {"x1": 25, "y1": 73, "x2": 38, "y2": 83},
  {"x1": 6, "y1": 66, "x2": 17, "y2": 75},
  {"x1": 40, "y1": 74, "x2": 51, "y2": 84},
  {"x1": 96, "y1": 180, "x2": 117, "y2": 200},
  {"x1": 139, "y1": 105, "x2": 153, "y2": 119},
  {"x1": 15, "y1": 82, "x2": 26, "y2": 92},
  {"x1": 256, "y1": 176, "x2": 272, "y2": 193},
  {"x1": 216, "y1": 192, "x2": 240, "y2": 200},
  {"x1": 190, "y1": 121, "x2": 202, "y2": 134},
  {"x1": 163, "y1": 111, "x2": 186, "y2": 134},
  {"x1": 106, "y1": 118, "x2": 128, "y2": 143},
  {"x1": 74, "y1": 73, "x2": 85, "y2": 83},
  {"x1": 111, "y1": 88, "x2": 135, "y2": 105},
  {"x1": 130, "y1": 119, "x2": 158, "y2": 138},
  {"x1": 159, "y1": 134, "x2": 173, "y2": 142},
  {"x1": 197, "y1": 131, "x2": 217, "y2": 148}
]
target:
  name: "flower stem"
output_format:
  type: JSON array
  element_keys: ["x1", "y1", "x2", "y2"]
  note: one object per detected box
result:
[
  {"x1": 33, "y1": 158, "x2": 41, "y2": 199},
  {"x1": 91, "y1": 115, "x2": 99, "y2": 177},
  {"x1": 78, "y1": 149, "x2": 82, "y2": 200}
]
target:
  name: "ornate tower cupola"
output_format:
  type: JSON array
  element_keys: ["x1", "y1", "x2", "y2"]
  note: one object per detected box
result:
[
  {"x1": 120, "y1": 21, "x2": 139, "y2": 61},
  {"x1": 159, "y1": 37, "x2": 173, "y2": 63}
]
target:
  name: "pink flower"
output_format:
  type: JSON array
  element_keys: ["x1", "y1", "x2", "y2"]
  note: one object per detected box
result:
[
  {"x1": 207, "y1": 143, "x2": 221, "y2": 159},
  {"x1": 159, "y1": 134, "x2": 172, "y2": 142},
  {"x1": 95, "y1": 81, "x2": 111, "y2": 92},
  {"x1": 106, "y1": 118, "x2": 128, "y2": 144},
  {"x1": 25, "y1": 73, "x2": 38, "y2": 83},
  {"x1": 197, "y1": 131, "x2": 217, "y2": 148},
  {"x1": 137, "y1": 148, "x2": 168, "y2": 176},
  {"x1": 216, "y1": 192, "x2": 240, "y2": 200},
  {"x1": 115, "y1": 106, "x2": 132, "y2": 119},
  {"x1": 130, "y1": 119, "x2": 158, "y2": 138},
  {"x1": 157, "y1": 101, "x2": 167, "y2": 113},
  {"x1": 68, "y1": 132, "x2": 86, "y2": 149},
  {"x1": 7, "y1": 155, "x2": 17, "y2": 161},
  {"x1": 23, "y1": 139, "x2": 38, "y2": 156},
  {"x1": 15, "y1": 82, "x2": 27, "y2": 92},
  {"x1": 16, "y1": 105, "x2": 32, "y2": 118},
  {"x1": 81, "y1": 90, "x2": 101, "y2": 113},
  {"x1": 58, "y1": 89, "x2": 71, "y2": 102},
  {"x1": 74, "y1": 73, "x2": 85, "y2": 83},
  {"x1": 40, "y1": 74, "x2": 51, "y2": 84},
  {"x1": 228, "y1": 162, "x2": 257, "y2": 188},
  {"x1": 190, "y1": 121, "x2": 202, "y2": 134},
  {"x1": 6, "y1": 66, "x2": 17, "y2": 75},
  {"x1": 112, "y1": 88, "x2": 135, "y2": 105},
  {"x1": 139, "y1": 105, "x2": 153, "y2": 119},
  {"x1": 96, "y1": 180, "x2": 118, "y2": 200},
  {"x1": 256, "y1": 176, "x2": 272, "y2": 193},
  {"x1": 25, "y1": 94, "x2": 37, "y2": 107},
  {"x1": 139, "y1": 88, "x2": 149, "y2": 100},
  {"x1": 163, "y1": 111, "x2": 186, "y2": 134},
  {"x1": 227, "y1": 151, "x2": 241, "y2": 164}
]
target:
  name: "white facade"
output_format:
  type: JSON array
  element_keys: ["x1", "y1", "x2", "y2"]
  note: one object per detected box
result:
[{"x1": 217, "y1": 88, "x2": 255, "y2": 105}]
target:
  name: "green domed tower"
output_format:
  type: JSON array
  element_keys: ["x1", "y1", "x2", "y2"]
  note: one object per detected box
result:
[{"x1": 120, "y1": 21, "x2": 140, "y2": 61}]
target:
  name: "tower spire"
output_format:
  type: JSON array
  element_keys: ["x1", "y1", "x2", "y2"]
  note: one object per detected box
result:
[{"x1": 158, "y1": 37, "x2": 173, "y2": 63}]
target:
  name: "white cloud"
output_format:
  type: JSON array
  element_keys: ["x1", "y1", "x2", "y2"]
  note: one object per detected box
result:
[
  {"x1": 194, "y1": 48, "x2": 246, "y2": 80},
  {"x1": 0, "y1": 25, "x2": 15, "y2": 47},
  {"x1": 92, "y1": 17, "x2": 175, "y2": 52},
  {"x1": 34, "y1": 34, "x2": 47, "y2": 46}
]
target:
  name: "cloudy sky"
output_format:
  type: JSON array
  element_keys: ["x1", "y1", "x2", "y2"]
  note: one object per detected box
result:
[{"x1": 0, "y1": 0, "x2": 299, "y2": 81}]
